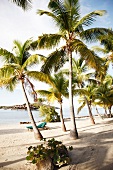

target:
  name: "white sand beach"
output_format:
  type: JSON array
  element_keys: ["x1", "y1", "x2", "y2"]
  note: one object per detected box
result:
[{"x1": 0, "y1": 116, "x2": 113, "y2": 170}]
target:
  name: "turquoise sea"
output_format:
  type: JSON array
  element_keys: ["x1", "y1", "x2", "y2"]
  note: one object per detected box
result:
[{"x1": 0, "y1": 107, "x2": 112, "y2": 124}]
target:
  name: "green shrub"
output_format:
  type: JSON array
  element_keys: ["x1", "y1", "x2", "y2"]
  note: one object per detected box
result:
[
  {"x1": 39, "y1": 105, "x2": 60, "y2": 122},
  {"x1": 26, "y1": 138, "x2": 73, "y2": 168}
]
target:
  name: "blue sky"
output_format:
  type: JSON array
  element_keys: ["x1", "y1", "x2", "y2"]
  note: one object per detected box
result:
[{"x1": 0, "y1": 0, "x2": 113, "y2": 106}]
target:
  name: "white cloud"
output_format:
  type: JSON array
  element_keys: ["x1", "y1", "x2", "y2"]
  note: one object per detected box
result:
[{"x1": 0, "y1": 0, "x2": 57, "y2": 50}]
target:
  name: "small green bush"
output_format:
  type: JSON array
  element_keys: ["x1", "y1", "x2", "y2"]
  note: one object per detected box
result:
[
  {"x1": 26, "y1": 138, "x2": 73, "y2": 168},
  {"x1": 39, "y1": 105, "x2": 60, "y2": 122}
]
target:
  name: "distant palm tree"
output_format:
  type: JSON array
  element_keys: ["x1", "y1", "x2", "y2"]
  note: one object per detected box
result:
[
  {"x1": 36, "y1": 0, "x2": 112, "y2": 139},
  {"x1": 37, "y1": 72, "x2": 68, "y2": 132},
  {"x1": 0, "y1": 39, "x2": 49, "y2": 140},
  {"x1": 94, "y1": 75, "x2": 113, "y2": 117},
  {"x1": 74, "y1": 83, "x2": 96, "y2": 124}
]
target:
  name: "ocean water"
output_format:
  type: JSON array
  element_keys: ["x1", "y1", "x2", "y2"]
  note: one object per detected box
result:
[
  {"x1": 0, "y1": 109, "x2": 42, "y2": 124},
  {"x1": 0, "y1": 107, "x2": 111, "y2": 124}
]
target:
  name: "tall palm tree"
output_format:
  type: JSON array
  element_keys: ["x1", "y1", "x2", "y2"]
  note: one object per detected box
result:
[
  {"x1": 36, "y1": 0, "x2": 113, "y2": 139},
  {"x1": 37, "y1": 72, "x2": 68, "y2": 132},
  {"x1": 63, "y1": 58, "x2": 96, "y2": 123},
  {"x1": 0, "y1": 39, "x2": 49, "y2": 140}
]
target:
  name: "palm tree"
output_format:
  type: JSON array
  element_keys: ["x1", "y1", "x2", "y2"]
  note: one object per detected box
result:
[
  {"x1": 94, "y1": 75, "x2": 113, "y2": 117},
  {"x1": 72, "y1": 58, "x2": 96, "y2": 124},
  {"x1": 36, "y1": 0, "x2": 113, "y2": 139},
  {"x1": 37, "y1": 72, "x2": 68, "y2": 132},
  {"x1": 74, "y1": 83, "x2": 96, "y2": 124},
  {"x1": 63, "y1": 58, "x2": 96, "y2": 123},
  {"x1": 0, "y1": 39, "x2": 49, "y2": 140}
]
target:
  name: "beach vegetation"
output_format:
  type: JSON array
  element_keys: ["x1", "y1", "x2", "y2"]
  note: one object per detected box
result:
[
  {"x1": 26, "y1": 138, "x2": 73, "y2": 169},
  {"x1": 39, "y1": 105, "x2": 60, "y2": 122},
  {"x1": 35, "y1": 0, "x2": 113, "y2": 139}
]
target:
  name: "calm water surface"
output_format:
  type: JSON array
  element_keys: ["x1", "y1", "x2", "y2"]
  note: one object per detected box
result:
[
  {"x1": 0, "y1": 109, "x2": 42, "y2": 124},
  {"x1": 0, "y1": 107, "x2": 111, "y2": 124}
]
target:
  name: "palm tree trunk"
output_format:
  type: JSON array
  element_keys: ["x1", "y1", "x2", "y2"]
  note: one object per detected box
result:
[
  {"x1": 21, "y1": 80, "x2": 43, "y2": 140},
  {"x1": 59, "y1": 101, "x2": 66, "y2": 132},
  {"x1": 95, "y1": 106, "x2": 104, "y2": 120},
  {"x1": 108, "y1": 106, "x2": 112, "y2": 118},
  {"x1": 84, "y1": 96, "x2": 95, "y2": 124},
  {"x1": 68, "y1": 50, "x2": 78, "y2": 139},
  {"x1": 104, "y1": 105, "x2": 108, "y2": 117}
]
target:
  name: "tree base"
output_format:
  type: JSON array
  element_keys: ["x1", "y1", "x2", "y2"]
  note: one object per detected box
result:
[
  {"x1": 70, "y1": 129, "x2": 78, "y2": 140},
  {"x1": 62, "y1": 125, "x2": 67, "y2": 132},
  {"x1": 34, "y1": 132, "x2": 43, "y2": 140},
  {"x1": 90, "y1": 117, "x2": 95, "y2": 124}
]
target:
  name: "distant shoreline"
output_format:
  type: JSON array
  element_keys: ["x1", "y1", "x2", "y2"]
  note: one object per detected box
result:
[{"x1": 0, "y1": 104, "x2": 38, "y2": 110}]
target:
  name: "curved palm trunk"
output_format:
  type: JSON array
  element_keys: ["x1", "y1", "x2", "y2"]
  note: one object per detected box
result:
[
  {"x1": 21, "y1": 80, "x2": 43, "y2": 140},
  {"x1": 104, "y1": 105, "x2": 108, "y2": 117},
  {"x1": 84, "y1": 96, "x2": 95, "y2": 124},
  {"x1": 59, "y1": 101, "x2": 66, "y2": 132},
  {"x1": 95, "y1": 106, "x2": 104, "y2": 120},
  {"x1": 69, "y1": 50, "x2": 78, "y2": 139}
]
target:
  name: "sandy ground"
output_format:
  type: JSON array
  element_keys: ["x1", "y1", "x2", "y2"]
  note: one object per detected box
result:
[{"x1": 0, "y1": 116, "x2": 113, "y2": 170}]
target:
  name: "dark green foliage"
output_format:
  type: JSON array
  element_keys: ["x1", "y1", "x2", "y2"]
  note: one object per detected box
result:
[
  {"x1": 11, "y1": 0, "x2": 32, "y2": 11},
  {"x1": 26, "y1": 138, "x2": 73, "y2": 168},
  {"x1": 39, "y1": 105, "x2": 60, "y2": 122}
]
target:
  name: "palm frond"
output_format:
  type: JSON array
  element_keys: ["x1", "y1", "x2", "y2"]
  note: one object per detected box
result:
[
  {"x1": 72, "y1": 39, "x2": 104, "y2": 72},
  {"x1": 80, "y1": 28, "x2": 113, "y2": 43},
  {"x1": 91, "y1": 46, "x2": 108, "y2": 54},
  {"x1": 22, "y1": 54, "x2": 46, "y2": 69},
  {"x1": 99, "y1": 34, "x2": 113, "y2": 52},
  {"x1": 48, "y1": 0, "x2": 71, "y2": 32},
  {"x1": 11, "y1": 0, "x2": 32, "y2": 11},
  {"x1": 37, "y1": 10, "x2": 58, "y2": 22},
  {"x1": 41, "y1": 47, "x2": 67, "y2": 74},
  {"x1": 0, "y1": 64, "x2": 20, "y2": 78},
  {"x1": 27, "y1": 71, "x2": 53, "y2": 86},
  {"x1": 53, "y1": 72, "x2": 68, "y2": 96},
  {"x1": 73, "y1": 88, "x2": 88, "y2": 96},
  {"x1": 13, "y1": 39, "x2": 33, "y2": 65},
  {"x1": 37, "y1": 89, "x2": 57, "y2": 103},
  {"x1": 77, "y1": 102, "x2": 86, "y2": 114},
  {"x1": 38, "y1": 34, "x2": 63, "y2": 49},
  {"x1": 75, "y1": 10, "x2": 106, "y2": 29},
  {"x1": 13, "y1": 40, "x2": 22, "y2": 55},
  {"x1": 22, "y1": 38, "x2": 33, "y2": 52},
  {"x1": 37, "y1": 90, "x2": 52, "y2": 96},
  {"x1": 30, "y1": 40, "x2": 38, "y2": 50},
  {"x1": 64, "y1": 0, "x2": 80, "y2": 15},
  {"x1": 0, "y1": 48, "x2": 17, "y2": 63},
  {"x1": 2, "y1": 76, "x2": 18, "y2": 91},
  {"x1": 21, "y1": 39, "x2": 33, "y2": 65}
]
